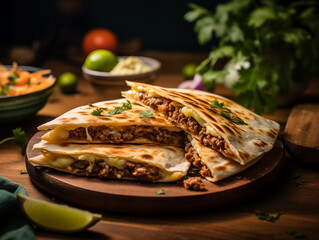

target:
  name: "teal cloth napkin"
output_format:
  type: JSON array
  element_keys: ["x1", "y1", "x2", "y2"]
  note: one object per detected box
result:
[{"x1": 0, "y1": 177, "x2": 35, "y2": 240}]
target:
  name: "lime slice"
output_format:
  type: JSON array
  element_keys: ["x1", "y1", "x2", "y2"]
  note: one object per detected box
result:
[{"x1": 17, "y1": 194, "x2": 102, "y2": 233}]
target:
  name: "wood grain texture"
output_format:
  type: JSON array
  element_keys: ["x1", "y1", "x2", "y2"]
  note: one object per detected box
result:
[
  {"x1": 26, "y1": 131, "x2": 284, "y2": 214},
  {"x1": 284, "y1": 104, "x2": 319, "y2": 164}
]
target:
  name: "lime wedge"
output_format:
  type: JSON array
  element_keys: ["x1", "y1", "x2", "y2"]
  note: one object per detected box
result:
[{"x1": 17, "y1": 194, "x2": 102, "y2": 233}]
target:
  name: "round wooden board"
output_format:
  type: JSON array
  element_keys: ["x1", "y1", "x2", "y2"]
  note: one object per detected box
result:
[{"x1": 26, "y1": 131, "x2": 284, "y2": 215}]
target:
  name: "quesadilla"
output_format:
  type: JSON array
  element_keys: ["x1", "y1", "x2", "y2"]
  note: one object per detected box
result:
[
  {"x1": 38, "y1": 99, "x2": 185, "y2": 146},
  {"x1": 185, "y1": 135, "x2": 259, "y2": 182},
  {"x1": 29, "y1": 140, "x2": 190, "y2": 182},
  {"x1": 122, "y1": 81, "x2": 280, "y2": 165}
]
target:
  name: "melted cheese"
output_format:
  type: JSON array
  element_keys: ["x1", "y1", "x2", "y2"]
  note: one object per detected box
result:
[
  {"x1": 52, "y1": 156, "x2": 75, "y2": 168},
  {"x1": 75, "y1": 154, "x2": 127, "y2": 170},
  {"x1": 48, "y1": 126, "x2": 93, "y2": 142},
  {"x1": 181, "y1": 106, "x2": 206, "y2": 126},
  {"x1": 48, "y1": 153, "x2": 180, "y2": 181},
  {"x1": 160, "y1": 172, "x2": 184, "y2": 182},
  {"x1": 46, "y1": 127, "x2": 70, "y2": 140},
  {"x1": 182, "y1": 107, "x2": 220, "y2": 137},
  {"x1": 85, "y1": 127, "x2": 92, "y2": 141},
  {"x1": 206, "y1": 125, "x2": 219, "y2": 137},
  {"x1": 133, "y1": 86, "x2": 160, "y2": 97}
]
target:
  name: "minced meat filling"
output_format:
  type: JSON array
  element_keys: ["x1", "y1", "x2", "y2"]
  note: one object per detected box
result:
[
  {"x1": 183, "y1": 177, "x2": 206, "y2": 191},
  {"x1": 70, "y1": 159, "x2": 160, "y2": 182},
  {"x1": 137, "y1": 92, "x2": 227, "y2": 152},
  {"x1": 68, "y1": 125, "x2": 185, "y2": 145},
  {"x1": 184, "y1": 141, "x2": 212, "y2": 178}
]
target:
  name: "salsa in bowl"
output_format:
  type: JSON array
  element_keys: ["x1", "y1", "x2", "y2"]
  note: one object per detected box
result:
[{"x1": 0, "y1": 63, "x2": 56, "y2": 124}]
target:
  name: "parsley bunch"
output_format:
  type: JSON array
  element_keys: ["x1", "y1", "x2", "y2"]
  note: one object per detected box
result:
[{"x1": 185, "y1": 0, "x2": 319, "y2": 114}]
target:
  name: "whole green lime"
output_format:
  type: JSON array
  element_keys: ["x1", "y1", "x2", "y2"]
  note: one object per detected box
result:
[
  {"x1": 84, "y1": 49, "x2": 118, "y2": 72},
  {"x1": 182, "y1": 63, "x2": 197, "y2": 80},
  {"x1": 58, "y1": 72, "x2": 77, "y2": 93}
]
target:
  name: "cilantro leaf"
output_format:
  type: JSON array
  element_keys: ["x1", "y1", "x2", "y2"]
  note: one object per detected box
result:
[
  {"x1": 219, "y1": 111, "x2": 247, "y2": 125},
  {"x1": 156, "y1": 189, "x2": 165, "y2": 195},
  {"x1": 255, "y1": 210, "x2": 282, "y2": 223},
  {"x1": 210, "y1": 100, "x2": 231, "y2": 112},
  {"x1": 108, "y1": 100, "x2": 132, "y2": 117},
  {"x1": 122, "y1": 100, "x2": 132, "y2": 110},
  {"x1": 88, "y1": 103, "x2": 95, "y2": 107},
  {"x1": 139, "y1": 109, "x2": 154, "y2": 118},
  {"x1": 18, "y1": 170, "x2": 28, "y2": 174},
  {"x1": 293, "y1": 173, "x2": 310, "y2": 186},
  {"x1": 0, "y1": 85, "x2": 9, "y2": 96},
  {"x1": 286, "y1": 231, "x2": 306, "y2": 238},
  {"x1": 0, "y1": 128, "x2": 27, "y2": 155},
  {"x1": 90, "y1": 108, "x2": 105, "y2": 116},
  {"x1": 108, "y1": 107, "x2": 125, "y2": 116},
  {"x1": 12, "y1": 128, "x2": 27, "y2": 155},
  {"x1": 248, "y1": 7, "x2": 277, "y2": 28},
  {"x1": 8, "y1": 72, "x2": 19, "y2": 82}
]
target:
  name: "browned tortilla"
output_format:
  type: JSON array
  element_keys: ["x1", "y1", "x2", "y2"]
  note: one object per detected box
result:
[
  {"x1": 185, "y1": 135, "x2": 259, "y2": 182},
  {"x1": 38, "y1": 99, "x2": 184, "y2": 146},
  {"x1": 29, "y1": 140, "x2": 190, "y2": 183},
  {"x1": 123, "y1": 81, "x2": 280, "y2": 165}
]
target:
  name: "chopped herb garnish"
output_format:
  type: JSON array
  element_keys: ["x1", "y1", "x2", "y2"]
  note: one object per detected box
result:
[
  {"x1": 88, "y1": 103, "x2": 94, "y2": 107},
  {"x1": 8, "y1": 72, "x2": 19, "y2": 81},
  {"x1": 108, "y1": 107, "x2": 125, "y2": 116},
  {"x1": 90, "y1": 108, "x2": 105, "y2": 116},
  {"x1": 139, "y1": 109, "x2": 154, "y2": 118},
  {"x1": 219, "y1": 111, "x2": 248, "y2": 125},
  {"x1": 122, "y1": 100, "x2": 132, "y2": 110},
  {"x1": 225, "y1": 122, "x2": 231, "y2": 126},
  {"x1": 0, "y1": 128, "x2": 27, "y2": 155},
  {"x1": 18, "y1": 170, "x2": 28, "y2": 174},
  {"x1": 287, "y1": 231, "x2": 306, "y2": 238},
  {"x1": 210, "y1": 100, "x2": 231, "y2": 112},
  {"x1": 0, "y1": 86, "x2": 9, "y2": 96},
  {"x1": 108, "y1": 100, "x2": 132, "y2": 116},
  {"x1": 293, "y1": 173, "x2": 310, "y2": 186},
  {"x1": 255, "y1": 210, "x2": 282, "y2": 223},
  {"x1": 27, "y1": 78, "x2": 31, "y2": 85},
  {"x1": 156, "y1": 189, "x2": 165, "y2": 195}
]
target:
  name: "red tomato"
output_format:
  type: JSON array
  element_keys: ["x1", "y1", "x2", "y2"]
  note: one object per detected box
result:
[{"x1": 82, "y1": 28, "x2": 119, "y2": 56}]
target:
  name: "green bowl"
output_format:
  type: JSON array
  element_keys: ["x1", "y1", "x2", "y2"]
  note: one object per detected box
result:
[{"x1": 0, "y1": 66, "x2": 56, "y2": 124}]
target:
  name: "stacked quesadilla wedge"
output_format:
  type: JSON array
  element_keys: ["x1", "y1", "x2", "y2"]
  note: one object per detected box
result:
[
  {"x1": 29, "y1": 99, "x2": 191, "y2": 183},
  {"x1": 38, "y1": 99, "x2": 184, "y2": 146},
  {"x1": 122, "y1": 81, "x2": 280, "y2": 183},
  {"x1": 122, "y1": 81, "x2": 280, "y2": 166},
  {"x1": 185, "y1": 134, "x2": 259, "y2": 182},
  {"x1": 30, "y1": 140, "x2": 189, "y2": 182}
]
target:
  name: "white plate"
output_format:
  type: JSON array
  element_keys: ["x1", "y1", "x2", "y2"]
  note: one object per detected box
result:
[{"x1": 82, "y1": 56, "x2": 161, "y2": 86}]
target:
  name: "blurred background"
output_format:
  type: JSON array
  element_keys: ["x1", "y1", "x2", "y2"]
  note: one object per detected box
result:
[{"x1": 0, "y1": 0, "x2": 220, "y2": 66}]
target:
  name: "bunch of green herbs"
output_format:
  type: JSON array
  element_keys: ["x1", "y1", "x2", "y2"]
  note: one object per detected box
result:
[{"x1": 185, "y1": 0, "x2": 319, "y2": 114}]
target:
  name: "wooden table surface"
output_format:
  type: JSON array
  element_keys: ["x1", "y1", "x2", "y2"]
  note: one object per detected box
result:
[{"x1": 1, "y1": 51, "x2": 319, "y2": 240}]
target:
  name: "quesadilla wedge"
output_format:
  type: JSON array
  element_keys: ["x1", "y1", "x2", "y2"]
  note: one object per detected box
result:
[
  {"x1": 29, "y1": 140, "x2": 190, "y2": 182},
  {"x1": 38, "y1": 99, "x2": 185, "y2": 146},
  {"x1": 185, "y1": 135, "x2": 259, "y2": 182},
  {"x1": 122, "y1": 81, "x2": 280, "y2": 165}
]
